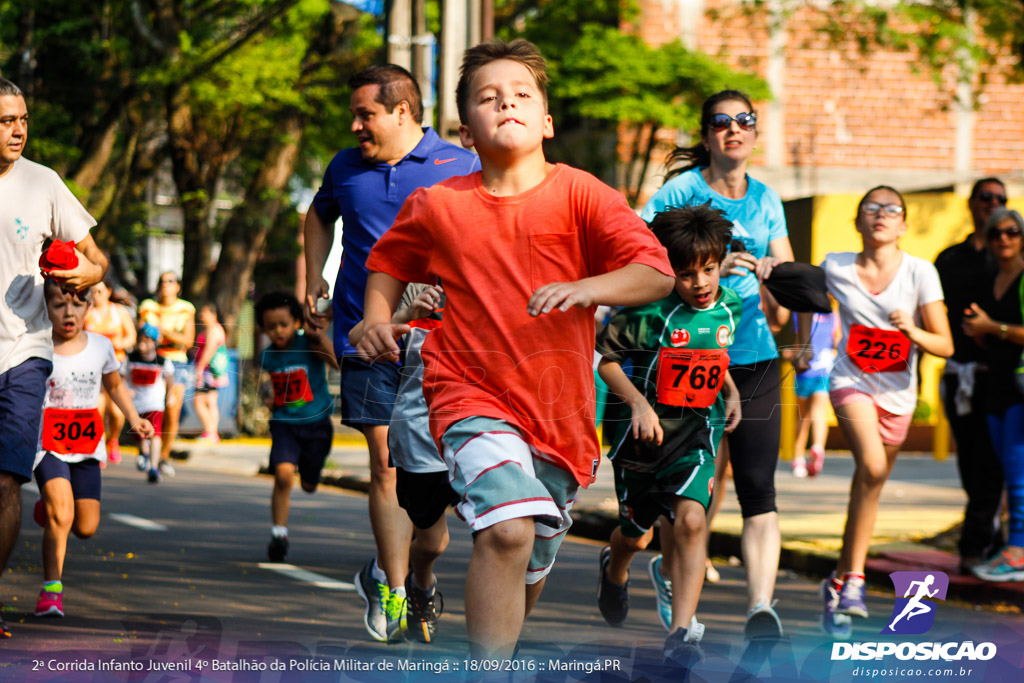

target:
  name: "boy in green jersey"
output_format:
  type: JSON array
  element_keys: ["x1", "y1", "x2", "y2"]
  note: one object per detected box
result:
[{"x1": 595, "y1": 203, "x2": 742, "y2": 661}]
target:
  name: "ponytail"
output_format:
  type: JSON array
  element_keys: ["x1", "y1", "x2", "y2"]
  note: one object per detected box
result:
[{"x1": 664, "y1": 144, "x2": 710, "y2": 180}]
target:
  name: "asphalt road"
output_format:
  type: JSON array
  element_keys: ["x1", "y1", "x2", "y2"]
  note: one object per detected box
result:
[{"x1": 2, "y1": 463, "x2": 1021, "y2": 682}]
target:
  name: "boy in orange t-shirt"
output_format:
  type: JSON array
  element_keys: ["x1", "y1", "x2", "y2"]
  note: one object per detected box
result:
[{"x1": 358, "y1": 39, "x2": 674, "y2": 657}]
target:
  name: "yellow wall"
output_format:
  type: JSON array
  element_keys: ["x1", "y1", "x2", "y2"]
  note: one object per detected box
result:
[
  {"x1": 809, "y1": 192, "x2": 973, "y2": 265},
  {"x1": 806, "y1": 192, "x2": 974, "y2": 426}
]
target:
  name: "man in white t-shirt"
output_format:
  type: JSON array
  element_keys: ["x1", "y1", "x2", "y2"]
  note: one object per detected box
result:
[{"x1": 0, "y1": 78, "x2": 108, "y2": 638}]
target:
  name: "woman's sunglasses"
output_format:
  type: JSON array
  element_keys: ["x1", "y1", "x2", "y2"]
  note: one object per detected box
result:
[
  {"x1": 987, "y1": 225, "x2": 1022, "y2": 240},
  {"x1": 978, "y1": 190, "x2": 1007, "y2": 205},
  {"x1": 708, "y1": 112, "x2": 757, "y2": 132}
]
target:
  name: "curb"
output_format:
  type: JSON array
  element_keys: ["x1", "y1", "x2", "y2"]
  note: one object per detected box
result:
[{"x1": 296, "y1": 469, "x2": 1023, "y2": 610}]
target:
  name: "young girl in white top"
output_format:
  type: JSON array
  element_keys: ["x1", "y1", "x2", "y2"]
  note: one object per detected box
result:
[
  {"x1": 796, "y1": 186, "x2": 953, "y2": 639},
  {"x1": 33, "y1": 281, "x2": 153, "y2": 619}
]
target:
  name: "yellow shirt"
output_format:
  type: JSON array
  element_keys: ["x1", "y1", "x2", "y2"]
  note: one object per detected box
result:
[{"x1": 138, "y1": 298, "x2": 195, "y2": 363}]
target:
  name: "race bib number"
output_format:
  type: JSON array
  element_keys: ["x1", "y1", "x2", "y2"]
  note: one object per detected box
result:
[
  {"x1": 269, "y1": 368, "x2": 314, "y2": 408},
  {"x1": 655, "y1": 348, "x2": 729, "y2": 408},
  {"x1": 846, "y1": 324, "x2": 911, "y2": 373},
  {"x1": 42, "y1": 408, "x2": 104, "y2": 455},
  {"x1": 131, "y1": 365, "x2": 161, "y2": 386}
]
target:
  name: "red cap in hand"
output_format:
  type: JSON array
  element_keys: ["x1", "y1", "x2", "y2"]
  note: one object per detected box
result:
[{"x1": 39, "y1": 240, "x2": 79, "y2": 274}]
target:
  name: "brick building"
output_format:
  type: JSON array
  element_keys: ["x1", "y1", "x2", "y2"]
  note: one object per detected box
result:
[{"x1": 631, "y1": 0, "x2": 1024, "y2": 202}]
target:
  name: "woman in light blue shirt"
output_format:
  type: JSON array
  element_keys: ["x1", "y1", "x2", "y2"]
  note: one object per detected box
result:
[{"x1": 641, "y1": 89, "x2": 794, "y2": 639}]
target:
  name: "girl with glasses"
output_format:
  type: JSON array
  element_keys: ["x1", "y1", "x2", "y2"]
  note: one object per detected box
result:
[
  {"x1": 640, "y1": 89, "x2": 794, "y2": 639},
  {"x1": 961, "y1": 207, "x2": 1024, "y2": 582},
  {"x1": 796, "y1": 186, "x2": 953, "y2": 638}
]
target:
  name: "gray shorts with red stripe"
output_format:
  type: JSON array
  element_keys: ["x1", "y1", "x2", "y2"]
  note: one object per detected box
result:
[{"x1": 440, "y1": 416, "x2": 578, "y2": 584}]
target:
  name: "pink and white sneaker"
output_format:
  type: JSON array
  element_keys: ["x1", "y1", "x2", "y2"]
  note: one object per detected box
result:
[
  {"x1": 791, "y1": 456, "x2": 808, "y2": 478},
  {"x1": 35, "y1": 590, "x2": 64, "y2": 617},
  {"x1": 107, "y1": 440, "x2": 122, "y2": 464},
  {"x1": 807, "y1": 446, "x2": 826, "y2": 477}
]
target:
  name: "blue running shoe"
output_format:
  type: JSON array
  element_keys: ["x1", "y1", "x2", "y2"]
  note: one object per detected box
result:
[
  {"x1": 820, "y1": 575, "x2": 853, "y2": 640},
  {"x1": 647, "y1": 554, "x2": 673, "y2": 632},
  {"x1": 837, "y1": 574, "x2": 868, "y2": 618},
  {"x1": 745, "y1": 598, "x2": 784, "y2": 639},
  {"x1": 972, "y1": 549, "x2": 1024, "y2": 582}
]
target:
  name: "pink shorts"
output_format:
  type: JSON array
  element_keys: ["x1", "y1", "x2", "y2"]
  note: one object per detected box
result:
[{"x1": 829, "y1": 388, "x2": 913, "y2": 446}]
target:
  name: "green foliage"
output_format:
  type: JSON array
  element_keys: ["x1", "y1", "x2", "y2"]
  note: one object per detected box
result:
[
  {"x1": 734, "y1": 1, "x2": 1023, "y2": 103},
  {"x1": 495, "y1": 0, "x2": 769, "y2": 197},
  {"x1": 553, "y1": 25, "x2": 770, "y2": 128}
]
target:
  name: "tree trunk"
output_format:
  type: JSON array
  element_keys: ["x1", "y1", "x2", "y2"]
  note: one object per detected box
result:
[
  {"x1": 208, "y1": 112, "x2": 305, "y2": 343},
  {"x1": 629, "y1": 122, "x2": 660, "y2": 207},
  {"x1": 166, "y1": 88, "x2": 221, "y2": 301}
]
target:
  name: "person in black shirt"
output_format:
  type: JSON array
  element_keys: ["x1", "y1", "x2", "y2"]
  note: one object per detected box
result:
[
  {"x1": 933, "y1": 178, "x2": 1006, "y2": 573},
  {"x1": 960, "y1": 207, "x2": 1024, "y2": 581}
]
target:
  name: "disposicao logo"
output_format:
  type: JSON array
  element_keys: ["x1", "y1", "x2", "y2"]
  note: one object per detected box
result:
[
  {"x1": 831, "y1": 570, "x2": 997, "y2": 663},
  {"x1": 883, "y1": 571, "x2": 948, "y2": 635}
]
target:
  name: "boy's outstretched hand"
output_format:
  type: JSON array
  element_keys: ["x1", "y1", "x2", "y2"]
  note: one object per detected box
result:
[
  {"x1": 528, "y1": 281, "x2": 594, "y2": 317},
  {"x1": 357, "y1": 323, "x2": 411, "y2": 363}
]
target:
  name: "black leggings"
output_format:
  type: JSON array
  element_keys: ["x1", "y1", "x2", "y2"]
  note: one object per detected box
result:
[{"x1": 725, "y1": 358, "x2": 782, "y2": 518}]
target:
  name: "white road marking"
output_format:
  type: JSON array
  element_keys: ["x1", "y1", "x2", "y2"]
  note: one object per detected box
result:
[
  {"x1": 109, "y1": 513, "x2": 168, "y2": 531},
  {"x1": 257, "y1": 563, "x2": 355, "y2": 591}
]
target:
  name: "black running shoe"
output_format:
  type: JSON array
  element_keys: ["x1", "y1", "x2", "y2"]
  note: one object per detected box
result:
[
  {"x1": 597, "y1": 546, "x2": 629, "y2": 626},
  {"x1": 267, "y1": 535, "x2": 289, "y2": 562},
  {"x1": 403, "y1": 574, "x2": 444, "y2": 643},
  {"x1": 0, "y1": 603, "x2": 12, "y2": 638},
  {"x1": 664, "y1": 624, "x2": 706, "y2": 667}
]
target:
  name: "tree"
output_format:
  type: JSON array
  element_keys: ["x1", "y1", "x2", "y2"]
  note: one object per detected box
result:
[
  {"x1": 720, "y1": 1, "x2": 1024, "y2": 102},
  {"x1": 495, "y1": 0, "x2": 770, "y2": 203},
  {"x1": 0, "y1": 1, "x2": 380, "y2": 331}
]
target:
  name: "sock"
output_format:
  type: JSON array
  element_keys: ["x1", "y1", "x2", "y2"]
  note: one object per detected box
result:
[
  {"x1": 391, "y1": 585, "x2": 406, "y2": 599},
  {"x1": 412, "y1": 575, "x2": 437, "y2": 597},
  {"x1": 830, "y1": 575, "x2": 844, "y2": 592},
  {"x1": 842, "y1": 572, "x2": 865, "y2": 584},
  {"x1": 271, "y1": 525, "x2": 288, "y2": 538},
  {"x1": 370, "y1": 558, "x2": 387, "y2": 584},
  {"x1": 43, "y1": 580, "x2": 63, "y2": 594}
]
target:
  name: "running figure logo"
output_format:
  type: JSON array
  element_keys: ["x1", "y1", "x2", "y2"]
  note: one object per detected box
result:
[{"x1": 882, "y1": 571, "x2": 949, "y2": 635}]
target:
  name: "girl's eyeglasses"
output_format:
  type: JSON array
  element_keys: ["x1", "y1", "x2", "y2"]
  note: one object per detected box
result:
[
  {"x1": 708, "y1": 112, "x2": 757, "y2": 132},
  {"x1": 860, "y1": 202, "x2": 904, "y2": 217}
]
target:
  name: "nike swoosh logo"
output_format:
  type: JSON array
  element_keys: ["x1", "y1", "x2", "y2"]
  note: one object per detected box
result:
[{"x1": 434, "y1": 158, "x2": 456, "y2": 165}]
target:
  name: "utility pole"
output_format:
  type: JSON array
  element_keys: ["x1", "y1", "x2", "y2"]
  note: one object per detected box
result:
[
  {"x1": 411, "y1": 0, "x2": 434, "y2": 126},
  {"x1": 386, "y1": 0, "x2": 412, "y2": 70},
  {"x1": 481, "y1": 0, "x2": 493, "y2": 41}
]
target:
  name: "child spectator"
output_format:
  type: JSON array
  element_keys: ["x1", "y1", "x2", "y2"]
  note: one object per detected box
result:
[
  {"x1": 124, "y1": 324, "x2": 175, "y2": 483},
  {"x1": 595, "y1": 204, "x2": 741, "y2": 661},
  {"x1": 356, "y1": 39, "x2": 674, "y2": 658},
  {"x1": 256, "y1": 292, "x2": 337, "y2": 563},
  {"x1": 193, "y1": 303, "x2": 229, "y2": 444},
  {"x1": 791, "y1": 311, "x2": 838, "y2": 477},
  {"x1": 797, "y1": 186, "x2": 952, "y2": 638},
  {"x1": 33, "y1": 281, "x2": 153, "y2": 618},
  {"x1": 351, "y1": 283, "x2": 451, "y2": 643}
]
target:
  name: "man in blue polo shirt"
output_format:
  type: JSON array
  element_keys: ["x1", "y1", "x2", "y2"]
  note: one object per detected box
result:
[{"x1": 303, "y1": 64, "x2": 477, "y2": 642}]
